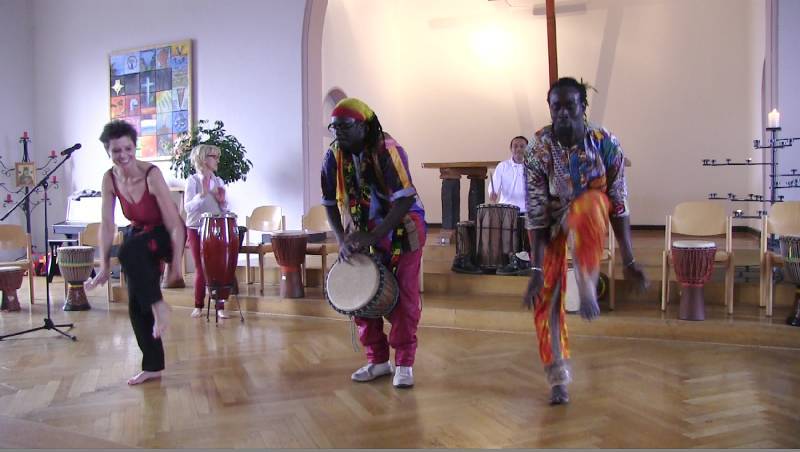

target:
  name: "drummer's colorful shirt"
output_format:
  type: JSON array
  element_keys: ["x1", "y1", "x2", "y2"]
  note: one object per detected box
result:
[
  {"x1": 321, "y1": 135, "x2": 425, "y2": 248},
  {"x1": 524, "y1": 124, "x2": 628, "y2": 238}
]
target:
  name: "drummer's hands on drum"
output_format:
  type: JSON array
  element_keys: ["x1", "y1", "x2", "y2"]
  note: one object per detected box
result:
[
  {"x1": 85, "y1": 266, "x2": 110, "y2": 291},
  {"x1": 522, "y1": 268, "x2": 544, "y2": 310},
  {"x1": 346, "y1": 231, "x2": 376, "y2": 251},
  {"x1": 623, "y1": 260, "x2": 649, "y2": 293}
]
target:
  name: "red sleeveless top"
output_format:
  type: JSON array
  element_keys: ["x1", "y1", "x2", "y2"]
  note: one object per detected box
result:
[{"x1": 110, "y1": 165, "x2": 163, "y2": 229}]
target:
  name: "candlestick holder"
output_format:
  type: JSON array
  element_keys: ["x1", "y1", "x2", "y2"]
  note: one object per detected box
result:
[
  {"x1": 704, "y1": 126, "x2": 800, "y2": 218},
  {"x1": 0, "y1": 132, "x2": 64, "y2": 240}
]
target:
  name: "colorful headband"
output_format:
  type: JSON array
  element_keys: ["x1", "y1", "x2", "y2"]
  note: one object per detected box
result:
[{"x1": 331, "y1": 97, "x2": 375, "y2": 122}]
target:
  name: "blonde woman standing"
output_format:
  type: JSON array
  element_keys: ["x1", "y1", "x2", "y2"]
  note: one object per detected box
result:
[{"x1": 184, "y1": 144, "x2": 229, "y2": 318}]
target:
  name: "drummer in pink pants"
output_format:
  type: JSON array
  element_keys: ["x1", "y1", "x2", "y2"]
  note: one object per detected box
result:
[{"x1": 321, "y1": 98, "x2": 426, "y2": 388}]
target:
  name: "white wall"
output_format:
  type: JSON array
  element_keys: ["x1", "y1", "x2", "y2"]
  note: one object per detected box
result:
[
  {"x1": 24, "y1": 0, "x2": 306, "y2": 249},
  {"x1": 321, "y1": 0, "x2": 766, "y2": 226},
  {"x1": 775, "y1": 0, "x2": 800, "y2": 200},
  {"x1": 0, "y1": 0, "x2": 35, "y2": 237}
]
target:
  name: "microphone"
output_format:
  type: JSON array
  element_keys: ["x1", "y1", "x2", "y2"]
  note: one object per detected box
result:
[{"x1": 60, "y1": 143, "x2": 82, "y2": 156}]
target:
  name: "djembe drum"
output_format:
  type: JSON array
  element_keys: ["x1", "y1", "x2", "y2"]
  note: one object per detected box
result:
[
  {"x1": 0, "y1": 266, "x2": 25, "y2": 312},
  {"x1": 271, "y1": 231, "x2": 308, "y2": 298},
  {"x1": 57, "y1": 246, "x2": 95, "y2": 311},
  {"x1": 200, "y1": 213, "x2": 241, "y2": 321},
  {"x1": 778, "y1": 235, "x2": 800, "y2": 326},
  {"x1": 671, "y1": 240, "x2": 716, "y2": 321},
  {"x1": 476, "y1": 203, "x2": 520, "y2": 272},
  {"x1": 325, "y1": 252, "x2": 399, "y2": 318},
  {"x1": 452, "y1": 221, "x2": 480, "y2": 274}
]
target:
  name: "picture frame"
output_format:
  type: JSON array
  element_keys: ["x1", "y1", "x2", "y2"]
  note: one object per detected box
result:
[
  {"x1": 109, "y1": 39, "x2": 193, "y2": 161},
  {"x1": 15, "y1": 162, "x2": 35, "y2": 188}
]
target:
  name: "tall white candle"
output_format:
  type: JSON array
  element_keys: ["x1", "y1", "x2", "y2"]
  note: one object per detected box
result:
[{"x1": 768, "y1": 109, "x2": 780, "y2": 128}]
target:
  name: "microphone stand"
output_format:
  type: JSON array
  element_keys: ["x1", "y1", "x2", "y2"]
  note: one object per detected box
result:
[{"x1": 1, "y1": 151, "x2": 76, "y2": 341}]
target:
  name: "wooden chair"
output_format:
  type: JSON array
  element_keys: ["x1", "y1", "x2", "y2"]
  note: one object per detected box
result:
[
  {"x1": 0, "y1": 224, "x2": 35, "y2": 307},
  {"x1": 240, "y1": 206, "x2": 285, "y2": 294},
  {"x1": 78, "y1": 222, "x2": 124, "y2": 304},
  {"x1": 661, "y1": 201, "x2": 734, "y2": 314},
  {"x1": 760, "y1": 201, "x2": 800, "y2": 317},
  {"x1": 301, "y1": 205, "x2": 339, "y2": 287}
]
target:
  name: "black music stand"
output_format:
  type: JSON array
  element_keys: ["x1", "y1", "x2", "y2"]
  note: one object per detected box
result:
[{"x1": 1, "y1": 152, "x2": 76, "y2": 341}]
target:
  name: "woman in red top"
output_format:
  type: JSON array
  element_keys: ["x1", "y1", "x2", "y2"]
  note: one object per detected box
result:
[{"x1": 86, "y1": 120, "x2": 186, "y2": 386}]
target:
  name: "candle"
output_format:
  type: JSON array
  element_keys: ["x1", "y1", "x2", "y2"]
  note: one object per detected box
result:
[
  {"x1": 5, "y1": 194, "x2": 12, "y2": 203},
  {"x1": 22, "y1": 131, "x2": 28, "y2": 139},
  {"x1": 50, "y1": 149, "x2": 57, "y2": 158},
  {"x1": 768, "y1": 109, "x2": 780, "y2": 128}
]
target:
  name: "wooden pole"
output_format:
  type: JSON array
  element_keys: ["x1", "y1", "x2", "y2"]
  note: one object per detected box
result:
[{"x1": 546, "y1": 0, "x2": 558, "y2": 85}]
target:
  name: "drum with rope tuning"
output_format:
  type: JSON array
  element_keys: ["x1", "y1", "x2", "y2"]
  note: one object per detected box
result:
[
  {"x1": 325, "y1": 252, "x2": 398, "y2": 318},
  {"x1": 58, "y1": 246, "x2": 95, "y2": 311},
  {"x1": 271, "y1": 231, "x2": 308, "y2": 298},
  {"x1": 671, "y1": 240, "x2": 716, "y2": 321}
]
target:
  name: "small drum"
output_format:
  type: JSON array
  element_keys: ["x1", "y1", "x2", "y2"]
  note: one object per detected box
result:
[
  {"x1": 517, "y1": 215, "x2": 530, "y2": 253},
  {"x1": 671, "y1": 240, "x2": 716, "y2": 321},
  {"x1": 0, "y1": 266, "x2": 25, "y2": 312},
  {"x1": 778, "y1": 235, "x2": 800, "y2": 326},
  {"x1": 200, "y1": 213, "x2": 240, "y2": 305},
  {"x1": 271, "y1": 231, "x2": 308, "y2": 298},
  {"x1": 452, "y1": 221, "x2": 480, "y2": 274},
  {"x1": 476, "y1": 203, "x2": 520, "y2": 271},
  {"x1": 326, "y1": 252, "x2": 399, "y2": 318},
  {"x1": 57, "y1": 246, "x2": 95, "y2": 311}
]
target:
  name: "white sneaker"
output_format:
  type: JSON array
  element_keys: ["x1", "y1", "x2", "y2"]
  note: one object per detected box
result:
[
  {"x1": 393, "y1": 366, "x2": 414, "y2": 388},
  {"x1": 190, "y1": 308, "x2": 202, "y2": 318},
  {"x1": 217, "y1": 310, "x2": 231, "y2": 319},
  {"x1": 351, "y1": 362, "x2": 392, "y2": 382}
]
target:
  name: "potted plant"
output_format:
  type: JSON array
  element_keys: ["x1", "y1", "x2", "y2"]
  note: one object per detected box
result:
[{"x1": 170, "y1": 120, "x2": 253, "y2": 184}]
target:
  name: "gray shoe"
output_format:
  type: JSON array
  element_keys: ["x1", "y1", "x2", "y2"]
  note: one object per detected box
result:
[
  {"x1": 550, "y1": 384, "x2": 570, "y2": 405},
  {"x1": 351, "y1": 362, "x2": 393, "y2": 382},
  {"x1": 393, "y1": 366, "x2": 414, "y2": 388}
]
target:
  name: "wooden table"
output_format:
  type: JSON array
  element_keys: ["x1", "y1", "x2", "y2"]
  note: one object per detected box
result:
[{"x1": 422, "y1": 161, "x2": 500, "y2": 243}]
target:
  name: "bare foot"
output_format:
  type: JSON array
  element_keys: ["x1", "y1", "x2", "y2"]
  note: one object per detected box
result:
[
  {"x1": 127, "y1": 370, "x2": 161, "y2": 385},
  {"x1": 152, "y1": 301, "x2": 171, "y2": 339}
]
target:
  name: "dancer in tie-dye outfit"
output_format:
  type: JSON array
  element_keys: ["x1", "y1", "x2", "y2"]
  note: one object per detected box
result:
[{"x1": 523, "y1": 77, "x2": 648, "y2": 405}]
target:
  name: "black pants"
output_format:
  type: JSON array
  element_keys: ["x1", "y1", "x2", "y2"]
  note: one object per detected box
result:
[{"x1": 118, "y1": 225, "x2": 173, "y2": 372}]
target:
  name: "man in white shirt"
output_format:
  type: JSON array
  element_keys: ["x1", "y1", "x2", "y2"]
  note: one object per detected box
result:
[
  {"x1": 490, "y1": 136, "x2": 531, "y2": 275},
  {"x1": 489, "y1": 136, "x2": 527, "y2": 212}
]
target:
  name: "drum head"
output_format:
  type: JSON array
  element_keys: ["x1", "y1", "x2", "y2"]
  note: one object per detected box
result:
[
  {"x1": 272, "y1": 230, "x2": 308, "y2": 239},
  {"x1": 59, "y1": 245, "x2": 94, "y2": 252},
  {"x1": 326, "y1": 253, "x2": 380, "y2": 311},
  {"x1": 672, "y1": 240, "x2": 715, "y2": 249}
]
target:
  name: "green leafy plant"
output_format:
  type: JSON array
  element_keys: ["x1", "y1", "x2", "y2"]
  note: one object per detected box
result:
[{"x1": 170, "y1": 120, "x2": 253, "y2": 184}]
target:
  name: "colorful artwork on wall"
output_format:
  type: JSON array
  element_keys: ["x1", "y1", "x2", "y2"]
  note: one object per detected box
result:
[{"x1": 109, "y1": 40, "x2": 192, "y2": 160}]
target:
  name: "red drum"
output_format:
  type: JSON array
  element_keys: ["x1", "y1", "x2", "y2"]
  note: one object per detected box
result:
[
  {"x1": 671, "y1": 240, "x2": 716, "y2": 321},
  {"x1": 476, "y1": 203, "x2": 520, "y2": 272},
  {"x1": 200, "y1": 213, "x2": 240, "y2": 305},
  {"x1": 271, "y1": 231, "x2": 308, "y2": 298},
  {"x1": 0, "y1": 266, "x2": 25, "y2": 312}
]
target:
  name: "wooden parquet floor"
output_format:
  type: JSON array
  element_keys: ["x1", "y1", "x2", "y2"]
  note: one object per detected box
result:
[{"x1": 1, "y1": 299, "x2": 799, "y2": 449}]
